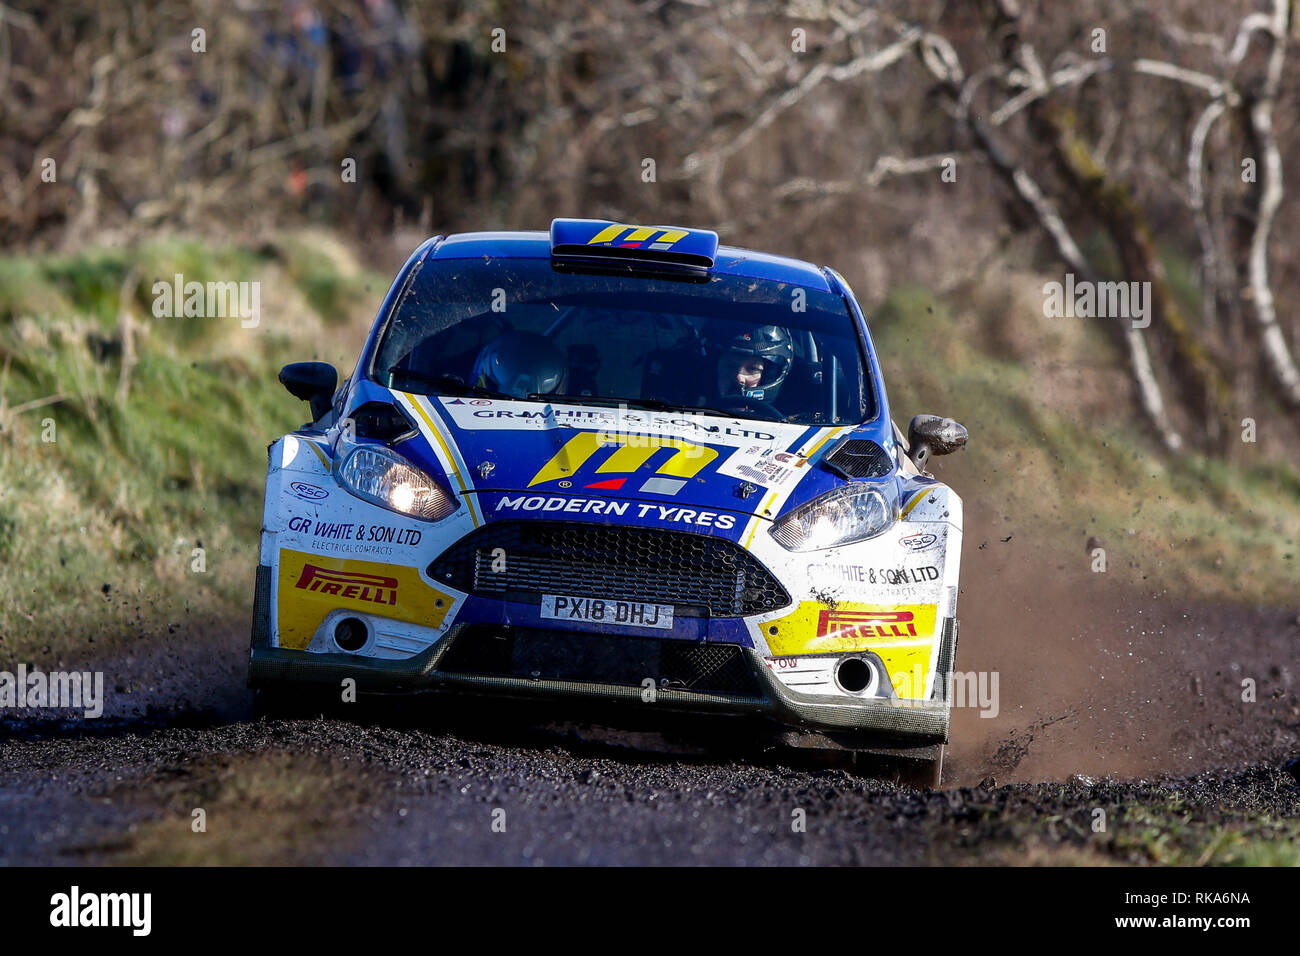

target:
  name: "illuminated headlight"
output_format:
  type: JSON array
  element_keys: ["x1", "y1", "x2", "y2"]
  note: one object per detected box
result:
[
  {"x1": 337, "y1": 445, "x2": 457, "y2": 521},
  {"x1": 769, "y1": 484, "x2": 895, "y2": 551}
]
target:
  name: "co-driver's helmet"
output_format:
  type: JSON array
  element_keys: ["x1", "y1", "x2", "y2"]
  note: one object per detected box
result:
[{"x1": 709, "y1": 324, "x2": 794, "y2": 400}]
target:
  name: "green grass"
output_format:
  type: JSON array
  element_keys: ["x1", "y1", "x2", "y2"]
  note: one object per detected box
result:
[
  {"x1": 0, "y1": 234, "x2": 384, "y2": 660},
  {"x1": 274, "y1": 233, "x2": 374, "y2": 326},
  {"x1": 870, "y1": 283, "x2": 1300, "y2": 603},
  {"x1": 1086, "y1": 795, "x2": 1300, "y2": 866},
  {"x1": 0, "y1": 248, "x2": 1295, "y2": 660}
]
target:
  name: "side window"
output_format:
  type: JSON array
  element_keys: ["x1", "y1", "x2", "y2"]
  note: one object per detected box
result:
[
  {"x1": 399, "y1": 311, "x2": 553, "y2": 382},
  {"x1": 423, "y1": 315, "x2": 504, "y2": 379},
  {"x1": 385, "y1": 315, "x2": 489, "y2": 383}
]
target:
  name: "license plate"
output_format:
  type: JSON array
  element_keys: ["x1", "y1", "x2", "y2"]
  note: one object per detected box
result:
[{"x1": 540, "y1": 594, "x2": 674, "y2": 630}]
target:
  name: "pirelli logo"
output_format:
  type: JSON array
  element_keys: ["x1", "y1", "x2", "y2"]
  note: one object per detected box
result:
[
  {"x1": 764, "y1": 601, "x2": 938, "y2": 698},
  {"x1": 276, "y1": 550, "x2": 454, "y2": 650},
  {"x1": 816, "y1": 609, "x2": 916, "y2": 640},
  {"x1": 585, "y1": 224, "x2": 689, "y2": 250},
  {"x1": 294, "y1": 564, "x2": 398, "y2": 606},
  {"x1": 765, "y1": 601, "x2": 936, "y2": 658}
]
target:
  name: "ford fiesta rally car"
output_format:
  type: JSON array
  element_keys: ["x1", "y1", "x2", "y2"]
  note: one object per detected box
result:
[{"x1": 249, "y1": 219, "x2": 968, "y2": 783}]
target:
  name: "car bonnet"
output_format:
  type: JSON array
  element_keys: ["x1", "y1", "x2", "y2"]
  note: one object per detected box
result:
[{"x1": 367, "y1": 388, "x2": 894, "y2": 539}]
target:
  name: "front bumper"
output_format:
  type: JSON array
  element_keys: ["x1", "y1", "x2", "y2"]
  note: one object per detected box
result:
[{"x1": 248, "y1": 622, "x2": 951, "y2": 743}]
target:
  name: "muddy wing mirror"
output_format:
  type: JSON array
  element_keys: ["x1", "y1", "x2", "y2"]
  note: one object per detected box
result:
[{"x1": 907, "y1": 414, "x2": 968, "y2": 471}]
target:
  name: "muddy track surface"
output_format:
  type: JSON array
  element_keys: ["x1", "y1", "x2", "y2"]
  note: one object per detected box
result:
[{"x1": 1, "y1": 511, "x2": 1298, "y2": 865}]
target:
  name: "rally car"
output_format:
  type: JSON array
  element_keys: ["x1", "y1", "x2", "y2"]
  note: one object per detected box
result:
[{"x1": 248, "y1": 219, "x2": 968, "y2": 784}]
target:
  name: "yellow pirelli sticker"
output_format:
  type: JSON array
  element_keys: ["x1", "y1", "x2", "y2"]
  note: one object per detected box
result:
[
  {"x1": 276, "y1": 549, "x2": 454, "y2": 650},
  {"x1": 764, "y1": 601, "x2": 938, "y2": 698}
]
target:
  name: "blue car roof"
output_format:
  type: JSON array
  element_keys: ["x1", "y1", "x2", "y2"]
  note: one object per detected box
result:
[{"x1": 429, "y1": 230, "x2": 835, "y2": 292}]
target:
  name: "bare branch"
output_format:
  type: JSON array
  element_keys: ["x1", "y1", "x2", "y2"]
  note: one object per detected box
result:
[
  {"x1": 703, "y1": 28, "x2": 918, "y2": 170},
  {"x1": 966, "y1": 113, "x2": 1183, "y2": 450},
  {"x1": 769, "y1": 152, "x2": 976, "y2": 201},
  {"x1": 919, "y1": 31, "x2": 963, "y2": 86},
  {"x1": 1131, "y1": 59, "x2": 1234, "y2": 100},
  {"x1": 1227, "y1": 12, "x2": 1274, "y2": 64},
  {"x1": 1187, "y1": 99, "x2": 1228, "y2": 331},
  {"x1": 1244, "y1": 0, "x2": 1300, "y2": 408},
  {"x1": 991, "y1": 59, "x2": 1111, "y2": 126},
  {"x1": 683, "y1": 26, "x2": 922, "y2": 174}
]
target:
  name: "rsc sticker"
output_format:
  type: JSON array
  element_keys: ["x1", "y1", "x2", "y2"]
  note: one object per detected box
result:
[
  {"x1": 899, "y1": 532, "x2": 937, "y2": 553},
  {"x1": 289, "y1": 481, "x2": 329, "y2": 501}
]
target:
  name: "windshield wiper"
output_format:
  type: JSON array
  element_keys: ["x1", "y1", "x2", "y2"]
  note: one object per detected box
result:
[{"x1": 388, "y1": 368, "x2": 513, "y2": 400}]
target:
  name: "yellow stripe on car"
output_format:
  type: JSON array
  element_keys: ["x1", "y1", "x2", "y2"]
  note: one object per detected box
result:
[
  {"x1": 900, "y1": 491, "x2": 927, "y2": 520},
  {"x1": 586, "y1": 224, "x2": 626, "y2": 244},
  {"x1": 529, "y1": 431, "x2": 715, "y2": 486},
  {"x1": 740, "y1": 426, "x2": 842, "y2": 547},
  {"x1": 306, "y1": 441, "x2": 331, "y2": 469},
  {"x1": 802, "y1": 425, "x2": 846, "y2": 459},
  {"x1": 402, "y1": 393, "x2": 481, "y2": 527},
  {"x1": 743, "y1": 489, "x2": 779, "y2": 547}
]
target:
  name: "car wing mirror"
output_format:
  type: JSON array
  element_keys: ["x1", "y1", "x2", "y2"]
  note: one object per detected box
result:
[
  {"x1": 279, "y1": 362, "x2": 338, "y2": 422},
  {"x1": 907, "y1": 414, "x2": 968, "y2": 471}
]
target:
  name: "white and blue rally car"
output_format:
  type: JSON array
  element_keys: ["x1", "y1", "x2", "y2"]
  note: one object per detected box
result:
[{"x1": 249, "y1": 219, "x2": 968, "y2": 783}]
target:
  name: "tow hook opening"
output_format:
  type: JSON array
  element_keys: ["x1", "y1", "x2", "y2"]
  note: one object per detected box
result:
[
  {"x1": 334, "y1": 617, "x2": 368, "y2": 653},
  {"x1": 835, "y1": 656, "x2": 874, "y2": 694}
]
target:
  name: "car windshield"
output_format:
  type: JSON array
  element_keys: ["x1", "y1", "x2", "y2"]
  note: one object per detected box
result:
[{"x1": 369, "y1": 256, "x2": 875, "y2": 425}]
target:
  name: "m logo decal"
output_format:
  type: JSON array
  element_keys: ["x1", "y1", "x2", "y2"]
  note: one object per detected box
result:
[{"x1": 528, "y1": 431, "x2": 716, "y2": 487}]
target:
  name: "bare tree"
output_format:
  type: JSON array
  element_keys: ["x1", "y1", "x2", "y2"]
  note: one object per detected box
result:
[
  {"x1": 3, "y1": 0, "x2": 1298, "y2": 459},
  {"x1": 679, "y1": 0, "x2": 1300, "y2": 453}
]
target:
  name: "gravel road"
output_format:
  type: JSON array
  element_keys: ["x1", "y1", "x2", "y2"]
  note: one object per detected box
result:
[{"x1": 2, "y1": 511, "x2": 1297, "y2": 865}]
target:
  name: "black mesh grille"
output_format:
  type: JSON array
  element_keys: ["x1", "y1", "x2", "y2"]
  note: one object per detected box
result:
[
  {"x1": 826, "y1": 439, "x2": 893, "y2": 478},
  {"x1": 429, "y1": 520, "x2": 790, "y2": 617},
  {"x1": 437, "y1": 626, "x2": 760, "y2": 696}
]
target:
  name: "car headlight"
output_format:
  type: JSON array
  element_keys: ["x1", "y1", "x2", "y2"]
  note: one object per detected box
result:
[
  {"x1": 769, "y1": 484, "x2": 895, "y2": 551},
  {"x1": 337, "y1": 444, "x2": 458, "y2": 521}
]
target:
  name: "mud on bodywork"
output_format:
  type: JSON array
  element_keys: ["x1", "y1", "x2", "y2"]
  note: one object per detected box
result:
[
  {"x1": 252, "y1": 402, "x2": 963, "y2": 747},
  {"x1": 749, "y1": 478, "x2": 961, "y2": 706},
  {"x1": 250, "y1": 223, "x2": 967, "y2": 755}
]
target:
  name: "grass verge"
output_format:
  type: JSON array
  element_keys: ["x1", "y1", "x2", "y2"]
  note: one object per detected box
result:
[{"x1": 0, "y1": 233, "x2": 386, "y2": 662}]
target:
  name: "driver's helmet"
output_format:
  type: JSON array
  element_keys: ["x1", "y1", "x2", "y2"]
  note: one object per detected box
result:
[
  {"x1": 471, "y1": 331, "x2": 568, "y2": 398},
  {"x1": 708, "y1": 324, "x2": 794, "y2": 401}
]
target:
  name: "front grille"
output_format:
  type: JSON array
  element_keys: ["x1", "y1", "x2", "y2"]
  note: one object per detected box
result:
[
  {"x1": 429, "y1": 520, "x2": 790, "y2": 617},
  {"x1": 826, "y1": 439, "x2": 893, "y2": 478},
  {"x1": 437, "y1": 626, "x2": 760, "y2": 696}
]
